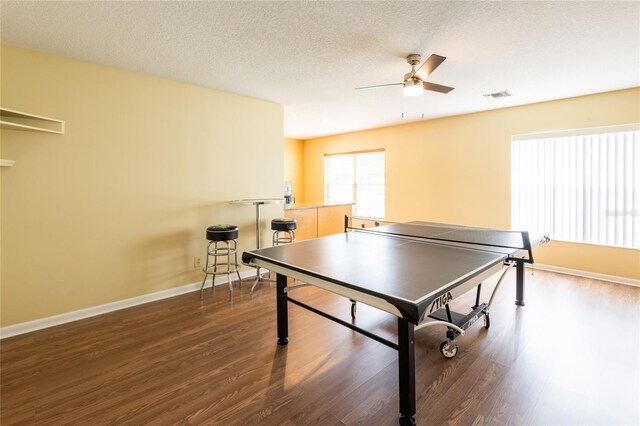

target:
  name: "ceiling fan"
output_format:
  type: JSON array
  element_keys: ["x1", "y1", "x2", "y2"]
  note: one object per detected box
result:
[{"x1": 356, "y1": 54, "x2": 454, "y2": 97}]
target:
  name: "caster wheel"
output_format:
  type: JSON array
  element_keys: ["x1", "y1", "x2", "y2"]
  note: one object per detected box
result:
[
  {"x1": 350, "y1": 300, "x2": 357, "y2": 319},
  {"x1": 484, "y1": 313, "x2": 490, "y2": 329},
  {"x1": 440, "y1": 340, "x2": 458, "y2": 359}
]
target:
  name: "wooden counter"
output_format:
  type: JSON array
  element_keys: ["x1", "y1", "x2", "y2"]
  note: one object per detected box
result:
[{"x1": 284, "y1": 203, "x2": 353, "y2": 240}]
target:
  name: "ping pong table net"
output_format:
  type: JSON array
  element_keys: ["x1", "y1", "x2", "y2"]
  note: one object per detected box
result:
[{"x1": 343, "y1": 215, "x2": 536, "y2": 264}]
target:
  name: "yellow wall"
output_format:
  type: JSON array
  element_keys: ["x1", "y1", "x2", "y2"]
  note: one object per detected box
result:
[
  {"x1": 303, "y1": 88, "x2": 640, "y2": 280},
  {"x1": 0, "y1": 45, "x2": 284, "y2": 326},
  {"x1": 284, "y1": 138, "x2": 305, "y2": 203}
]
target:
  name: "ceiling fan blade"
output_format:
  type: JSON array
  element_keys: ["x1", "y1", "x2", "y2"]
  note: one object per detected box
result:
[
  {"x1": 355, "y1": 82, "x2": 403, "y2": 91},
  {"x1": 413, "y1": 54, "x2": 446, "y2": 80},
  {"x1": 423, "y1": 81, "x2": 454, "y2": 94}
]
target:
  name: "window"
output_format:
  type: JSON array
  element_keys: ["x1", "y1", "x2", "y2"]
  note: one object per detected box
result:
[
  {"x1": 511, "y1": 124, "x2": 639, "y2": 248},
  {"x1": 324, "y1": 149, "x2": 385, "y2": 219}
]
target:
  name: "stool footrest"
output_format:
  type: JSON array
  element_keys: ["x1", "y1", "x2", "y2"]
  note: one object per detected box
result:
[{"x1": 203, "y1": 265, "x2": 241, "y2": 275}]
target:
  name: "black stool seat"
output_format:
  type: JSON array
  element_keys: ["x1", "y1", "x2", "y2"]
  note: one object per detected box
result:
[
  {"x1": 206, "y1": 224, "x2": 239, "y2": 241},
  {"x1": 271, "y1": 218, "x2": 297, "y2": 231}
]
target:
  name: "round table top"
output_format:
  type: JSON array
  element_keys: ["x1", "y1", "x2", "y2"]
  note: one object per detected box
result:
[{"x1": 229, "y1": 198, "x2": 284, "y2": 205}]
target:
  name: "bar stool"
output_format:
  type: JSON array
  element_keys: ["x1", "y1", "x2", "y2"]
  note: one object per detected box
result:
[
  {"x1": 250, "y1": 218, "x2": 298, "y2": 292},
  {"x1": 200, "y1": 224, "x2": 242, "y2": 300},
  {"x1": 271, "y1": 218, "x2": 297, "y2": 245}
]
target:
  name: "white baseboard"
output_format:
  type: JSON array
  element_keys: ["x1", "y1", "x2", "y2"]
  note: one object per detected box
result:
[
  {"x1": 3, "y1": 264, "x2": 637, "y2": 339},
  {"x1": 0, "y1": 269, "x2": 261, "y2": 339},
  {"x1": 529, "y1": 263, "x2": 640, "y2": 287}
]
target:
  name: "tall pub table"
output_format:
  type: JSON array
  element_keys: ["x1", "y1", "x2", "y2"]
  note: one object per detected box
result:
[{"x1": 229, "y1": 198, "x2": 284, "y2": 290}]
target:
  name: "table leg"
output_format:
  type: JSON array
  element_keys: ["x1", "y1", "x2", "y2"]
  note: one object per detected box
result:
[
  {"x1": 398, "y1": 317, "x2": 416, "y2": 425},
  {"x1": 250, "y1": 203, "x2": 275, "y2": 290},
  {"x1": 255, "y1": 204, "x2": 262, "y2": 279},
  {"x1": 255, "y1": 203, "x2": 261, "y2": 249},
  {"x1": 515, "y1": 260, "x2": 525, "y2": 306},
  {"x1": 276, "y1": 274, "x2": 288, "y2": 345}
]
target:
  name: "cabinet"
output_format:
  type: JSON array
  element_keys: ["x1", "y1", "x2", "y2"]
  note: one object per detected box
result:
[
  {"x1": 318, "y1": 204, "x2": 352, "y2": 237},
  {"x1": 0, "y1": 107, "x2": 65, "y2": 167},
  {"x1": 286, "y1": 208, "x2": 318, "y2": 241},
  {"x1": 285, "y1": 204, "x2": 353, "y2": 241}
]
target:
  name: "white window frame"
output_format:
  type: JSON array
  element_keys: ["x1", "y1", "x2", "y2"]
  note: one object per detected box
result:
[
  {"x1": 511, "y1": 124, "x2": 639, "y2": 249},
  {"x1": 324, "y1": 149, "x2": 385, "y2": 219}
]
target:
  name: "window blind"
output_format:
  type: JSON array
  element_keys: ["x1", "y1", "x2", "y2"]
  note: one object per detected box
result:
[
  {"x1": 325, "y1": 150, "x2": 385, "y2": 219},
  {"x1": 511, "y1": 124, "x2": 639, "y2": 248}
]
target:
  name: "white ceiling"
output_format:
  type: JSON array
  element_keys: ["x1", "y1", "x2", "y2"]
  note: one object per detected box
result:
[{"x1": 1, "y1": 1, "x2": 639, "y2": 139}]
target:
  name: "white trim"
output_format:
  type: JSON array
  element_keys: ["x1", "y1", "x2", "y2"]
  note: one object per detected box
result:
[
  {"x1": 529, "y1": 263, "x2": 640, "y2": 287},
  {"x1": 3, "y1": 263, "x2": 637, "y2": 339},
  {"x1": 0, "y1": 269, "x2": 259, "y2": 339},
  {"x1": 542, "y1": 238, "x2": 640, "y2": 251},
  {"x1": 512, "y1": 123, "x2": 640, "y2": 141}
]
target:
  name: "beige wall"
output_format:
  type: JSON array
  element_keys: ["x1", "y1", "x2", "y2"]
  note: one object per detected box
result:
[
  {"x1": 303, "y1": 88, "x2": 640, "y2": 280},
  {"x1": 284, "y1": 138, "x2": 305, "y2": 203},
  {"x1": 0, "y1": 45, "x2": 284, "y2": 326}
]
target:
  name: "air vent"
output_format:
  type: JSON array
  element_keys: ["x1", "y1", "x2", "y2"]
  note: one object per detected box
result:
[{"x1": 483, "y1": 90, "x2": 511, "y2": 98}]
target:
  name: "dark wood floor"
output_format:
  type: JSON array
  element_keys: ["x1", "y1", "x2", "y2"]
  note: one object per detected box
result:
[{"x1": 2, "y1": 269, "x2": 639, "y2": 425}]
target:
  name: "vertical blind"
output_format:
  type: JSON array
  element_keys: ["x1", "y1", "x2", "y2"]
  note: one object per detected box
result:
[
  {"x1": 324, "y1": 149, "x2": 385, "y2": 219},
  {"x1": 511, "y1": 124, "x2": 639, "y2": 248}
]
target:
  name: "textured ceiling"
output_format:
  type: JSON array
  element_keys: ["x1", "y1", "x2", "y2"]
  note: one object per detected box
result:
[{"x1": 1, "y1": 1, "x2": 639, "y2": 139}]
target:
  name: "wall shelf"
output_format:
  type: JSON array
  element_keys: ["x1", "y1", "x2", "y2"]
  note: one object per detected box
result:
[
  {"x1": 0, "y1": 159, "x2": 16, "y2": 167},
  {"x1": 0, "y1": 107, "x2": 65, "y2": 134}
]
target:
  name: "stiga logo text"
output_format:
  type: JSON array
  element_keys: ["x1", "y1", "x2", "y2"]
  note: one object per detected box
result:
[{"x1": 430, "y1": 292, "x2": 453, "y2": 313}]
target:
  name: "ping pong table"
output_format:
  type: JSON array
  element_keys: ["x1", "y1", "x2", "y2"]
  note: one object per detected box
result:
[{"x1": 242, "y1": 217, "x2": 548, "y2": 425}]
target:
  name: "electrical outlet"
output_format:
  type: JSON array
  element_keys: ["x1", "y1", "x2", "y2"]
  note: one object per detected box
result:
[{"x1": 194, "y1": 257, "x2": 201, "y2": 268}]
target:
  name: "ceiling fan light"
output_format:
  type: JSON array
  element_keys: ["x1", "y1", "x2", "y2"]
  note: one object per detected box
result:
[{"x1": 403, "y1": 81, "x2": 423, "y2": 97}]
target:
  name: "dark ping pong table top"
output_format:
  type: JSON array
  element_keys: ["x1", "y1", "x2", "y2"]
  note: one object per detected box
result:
[{"x1": 243, "y1": 229, "x2": 510, "y2": 323}]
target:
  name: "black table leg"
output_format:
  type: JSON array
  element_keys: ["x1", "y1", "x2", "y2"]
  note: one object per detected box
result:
[
  {"x1": 515, "y1": 260, "x2": 525, "y2": 306},
  {"x1": 398, "y1": 317, "x2": 416, "y2": 426},
  {"x1": 276, "y1": 273, "x2": 289, "y2": 345}
]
